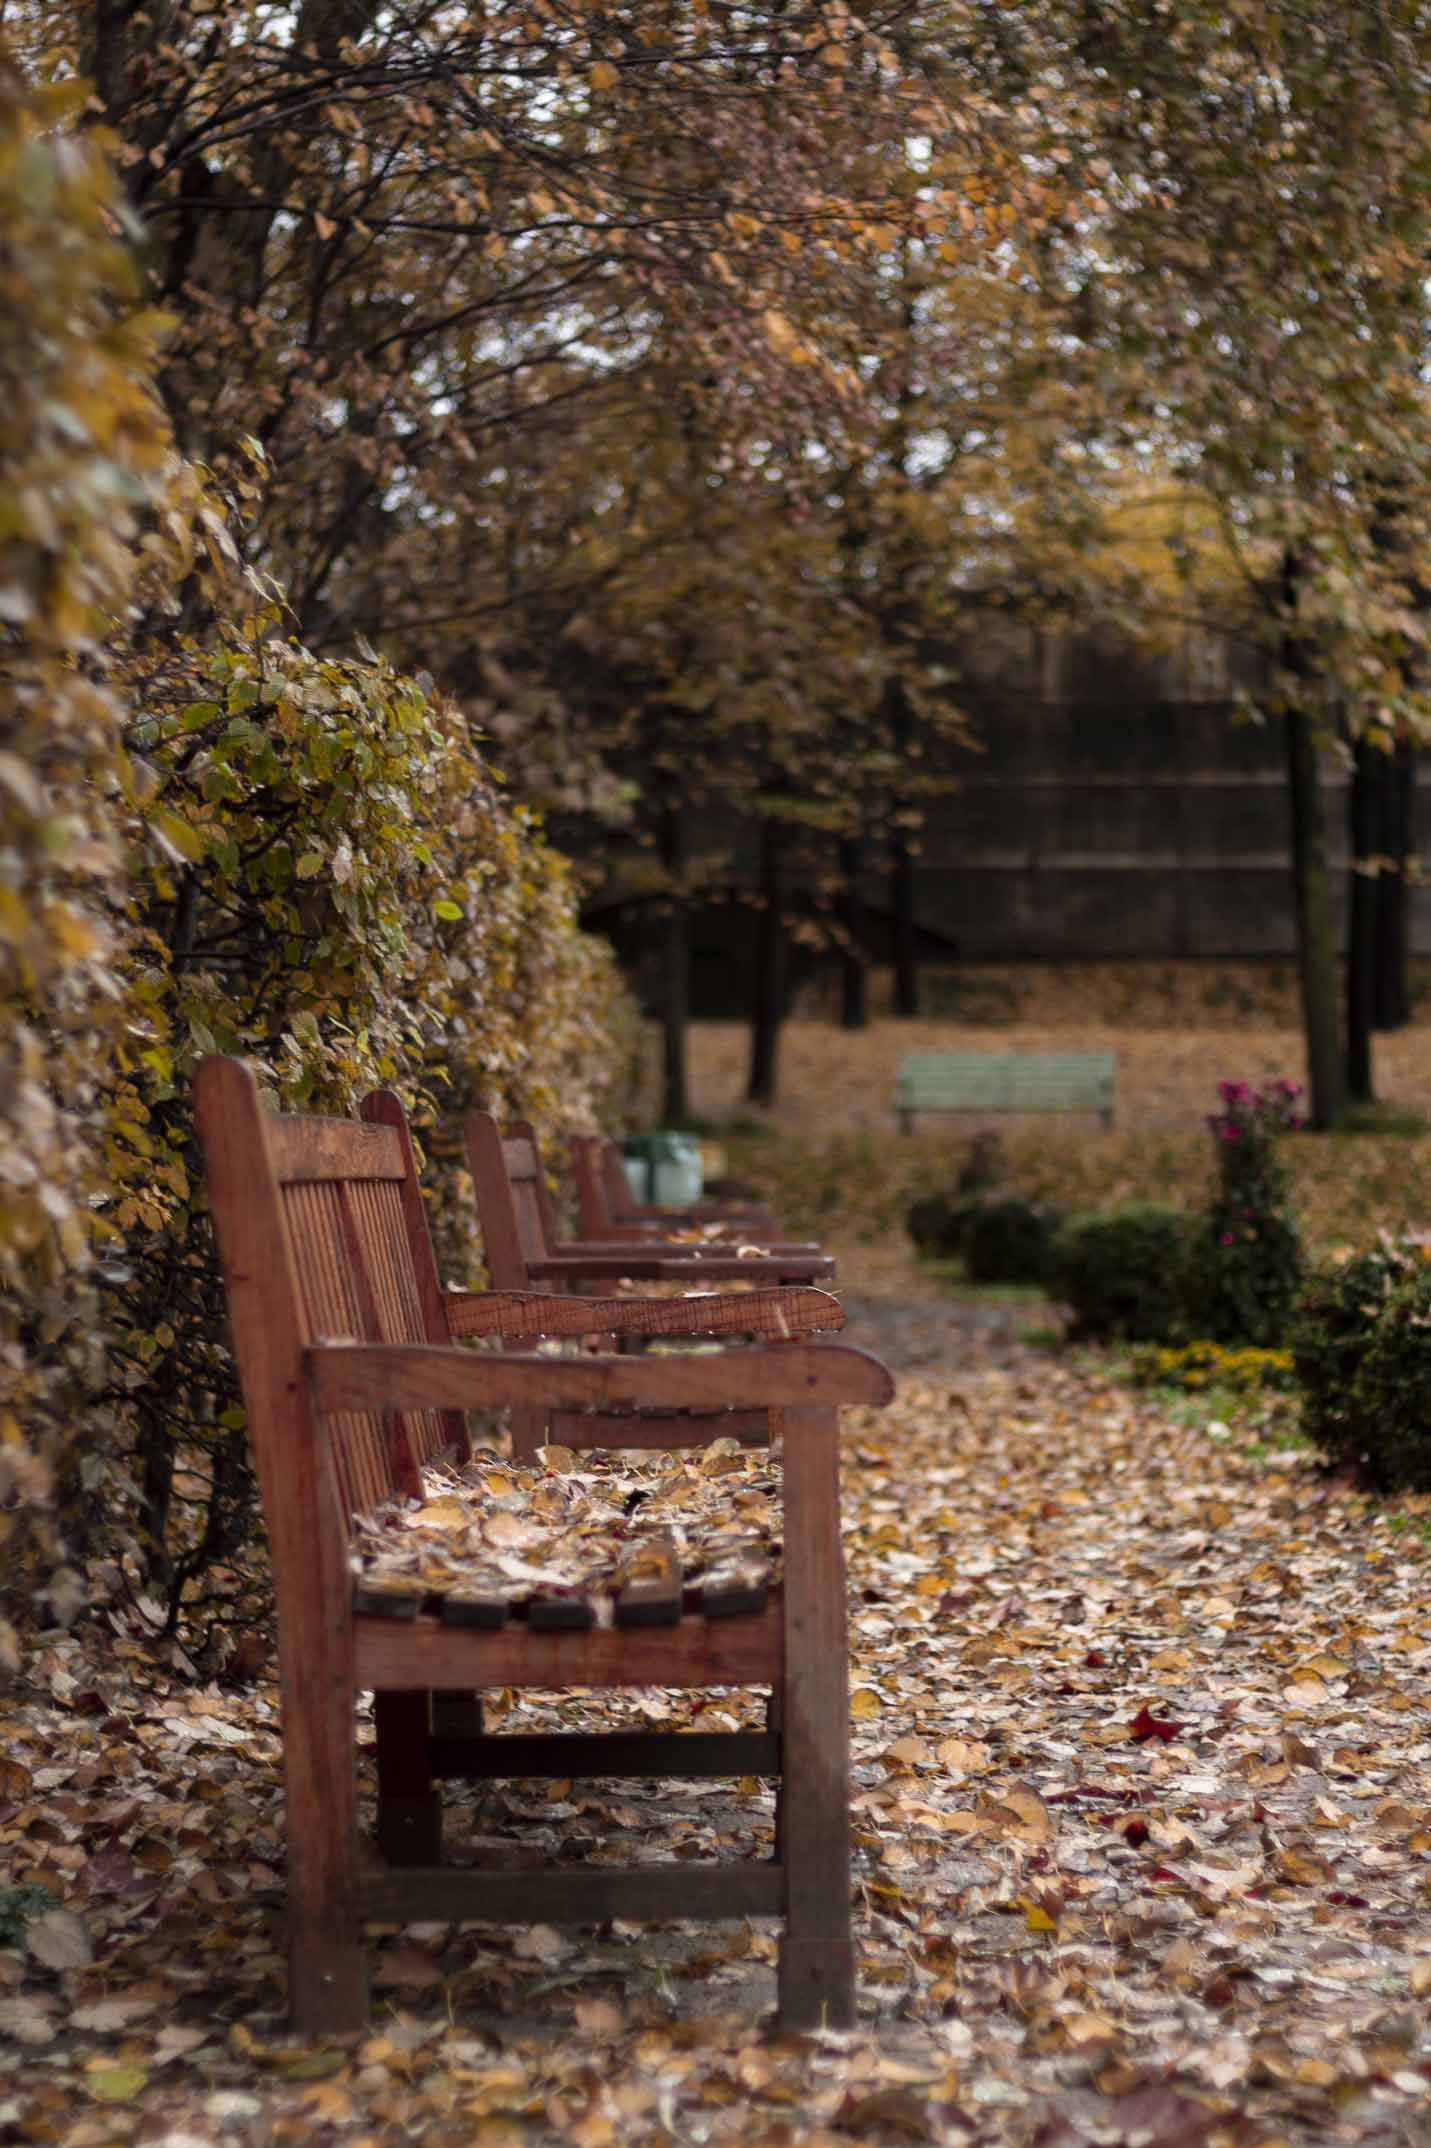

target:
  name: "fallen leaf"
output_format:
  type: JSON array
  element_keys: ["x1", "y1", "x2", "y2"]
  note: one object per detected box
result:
[{"x1": 25, "y1": 1908, "x2": 92, "y2": 1970}]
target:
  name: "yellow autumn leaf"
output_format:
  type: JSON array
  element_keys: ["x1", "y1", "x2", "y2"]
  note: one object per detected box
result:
[{"x1": 589, "y1": 60, "x2": 619, "y2": 90}]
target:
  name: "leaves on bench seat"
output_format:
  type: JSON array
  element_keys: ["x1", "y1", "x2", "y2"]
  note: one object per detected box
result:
[{"x1": 351, "y1": 1440, "x2": 780, "y2": 1626}]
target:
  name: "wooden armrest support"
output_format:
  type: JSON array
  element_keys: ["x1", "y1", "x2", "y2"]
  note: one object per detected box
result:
[
  {"x1": 446, "y1": 1287, "x2": 843, "y2": 1341},
  {"x1": 306, "y1": 1340, "x2": 892, "y2": 1416},
  {"x1": 614, "y1": 1210, "x2": 779, "y2": 1231},
  {"x1": 526, "y1": 1252, "x2": 834, "y2": 1282},
  {"x1": 554, "y1": 1235, "x2": 820, "y2": 1255}
]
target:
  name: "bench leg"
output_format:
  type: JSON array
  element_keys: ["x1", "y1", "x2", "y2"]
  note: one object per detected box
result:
[
  {"x1": 766, "y1": 1691, "x2": 785, "y2": 1863},
  {"x1": 509, "y1": 1403, "x2": 547, "y2": 1464},
  {"x1": 775, "y1": 1407, "x2": 855, "y2": 2030},
  {"x1": 375, "y1": 1690, "x2": 441, "y2": 1865},
  {"x1": 284, "y1": 1681, "x2": 367, "y2": 2035},
  {"x1": 432, "y1": 1689, "x2": 484, "y2": 1738}
]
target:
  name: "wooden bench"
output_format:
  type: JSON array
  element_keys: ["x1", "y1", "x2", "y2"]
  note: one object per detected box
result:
[
  {"x1": 895, "y1": 1050, "x2": 1118, "y2": 1133},
  {"x1": 467, "y1": 1114, "x2": 834, "y2": 1461},
  {"x1": 572, "y1": 1133, "x2": 784, "y2": 1242},
  {"x1": 469, "y1": 1117, "x2": 829, "y2": 1289},
  {"x1": 195, "y1": 1057, "x2": 891, "y2": 2035}
]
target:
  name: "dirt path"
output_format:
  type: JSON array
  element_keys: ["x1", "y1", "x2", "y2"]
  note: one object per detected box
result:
[{"x1": 2, "y1": 1276, "x2": 1430, "y2": 2146}]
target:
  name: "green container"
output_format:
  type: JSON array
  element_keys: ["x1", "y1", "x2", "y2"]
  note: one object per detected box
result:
[{"x1": 622, "y1": 1132, "x2": 703, "y2": 1206}]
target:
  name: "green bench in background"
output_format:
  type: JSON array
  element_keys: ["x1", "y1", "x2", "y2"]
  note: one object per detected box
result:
[{"x1": 895, "y1": 1050, "x2": 1118, "y2": 1134}]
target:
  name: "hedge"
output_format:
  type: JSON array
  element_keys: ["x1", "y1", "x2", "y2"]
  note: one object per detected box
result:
[
  {"x1": 0, "y1": 64, "x2": 636, "y2": 1662},
  {"x1": 0, "y1": 58, "x2": 177, "y2": 1662}
]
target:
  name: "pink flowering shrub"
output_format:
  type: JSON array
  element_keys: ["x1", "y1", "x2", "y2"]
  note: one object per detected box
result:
[{"x1": 1190, "y1": 1080, "x2": 1304, "y2": 1344}]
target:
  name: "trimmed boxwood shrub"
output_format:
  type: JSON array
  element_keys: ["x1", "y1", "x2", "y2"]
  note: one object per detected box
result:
[
  {"x1": 1350, "y1": 1264, "x2": 1431, "y2": 1491},
  {"x1": 905, "y1": 1190, "x2": 1063, "y2": 1284},
  {"x1": 905, "y1": 1193, "x2": 966, "y2": 1261},
  {"x1": 1291, "y1": 1243, "x2": 1431, "y2": 1486},
  {"x1": 1053, "y1": 1202, "x2": 1195, "y2": 1342},
  {"x1": 960, "y1": 1194, "x2": 1064, "y2": 1286}
]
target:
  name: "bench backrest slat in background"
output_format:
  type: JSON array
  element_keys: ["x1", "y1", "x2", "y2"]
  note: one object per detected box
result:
[
  {"x1": 895, "y1": 1050, "x2": 1117, "y2": 1124},
  {"x1": 464, "y1": 1111, "x2": 547, "y2": 1287}
]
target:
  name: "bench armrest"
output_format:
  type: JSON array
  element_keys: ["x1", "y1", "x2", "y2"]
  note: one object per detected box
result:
[
  {"x1": 525, "y1": 1252, "x2": 834, "y2": 1283},
  {"x1": 616, "y1": 1207, "x2": 780, "y2": 1230},
  {"x1": 445, "y1": 1286, "x2": 843, "y2": 1341},
  {"x1": 551, "y1": 1235, "x2": 821, "y2": 1257},
  {"x1": 306, "y1": 1340, "x2": 892, "y2": 1416}
]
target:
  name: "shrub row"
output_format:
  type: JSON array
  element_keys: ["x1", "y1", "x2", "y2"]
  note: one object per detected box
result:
[
  {"x1": 1291, "y1": 1243, "x2": 1431, "y2": 1492},
  {"x1": 0, "y1": 68, "x2": 636, "y2": 1662}
]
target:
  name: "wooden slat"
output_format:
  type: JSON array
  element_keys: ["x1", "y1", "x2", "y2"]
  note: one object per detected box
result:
[
  {"x1": 501, "y1": 1134, "x2": 541, "y2": 1182},
  {"x1": 354, "y1": 1598, "x2": 783, "y2": 1691},
  {"x1": 895, "y1": 1051, "x2": 1117, "y2": 1116},
  {"x1": 353, "y1": 1585, "x2": 421, "y2": 1621},
  {"x1": 286, "y1": 1179, "x2": 391, "y2": 1514},
  {"x1": 464, "y1": 1110, "x2": 539, "y2": 1287},
  {"x1": 527, "y1": 1591, "x2": 596, "y2": 1633},
  {"x1": 701, "y1": 1547, "x2": 771, "y2": 1620},
  {"x1": 506, "y1": 1120, "x2": 563, "y2": 1246},
  {"x1": 615, "y1": 1534, "x2": 683, "y2": 1628},
  {"x1": 359, "y1": 1860, "x2": 783, "y2": 1927},
  {"x1": 439, "y1": 1593, "x2": 508, "y2": 1631},
  {"x1": 545, "y1": 1406, "x2": 770, "y2": 1450},
  {"x1": 429, "y1": 1730, "x2": 780, "y2": 1780},
  {"x1": 445, "y1": 1286, "x2": 844, "y2": 1342},
  {"x1": 551, "y1": 1234, "x2": 821, "y2": 1255},
  {"x1": 307, "y1": 1340, "x2": 893, "y2": 1416},
  {"x1": 265, "y1": 1113, "x2": 407, "y2": 1182},
  {"x1": 526, "y1": 1251, "x2": 834, "y2": 1282}
]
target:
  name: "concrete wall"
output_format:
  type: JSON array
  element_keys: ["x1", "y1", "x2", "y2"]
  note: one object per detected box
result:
[{"x1": 582, "y1": 626, "x2": 1430, "y2": 1012}]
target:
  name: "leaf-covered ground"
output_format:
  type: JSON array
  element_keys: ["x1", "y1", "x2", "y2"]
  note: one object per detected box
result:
[{"x1": 3, "y1": 1280, "x2": 1431, "y2": 2147}]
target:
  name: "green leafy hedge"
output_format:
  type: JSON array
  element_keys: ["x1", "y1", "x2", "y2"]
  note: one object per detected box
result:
[
  {"x1": 0, "y1": 65, "x2": 635, "y2": 1661},
  {"x1": 101, "y1": 611, "x2": 634, "y2": 1643},
  {"x1": 0, "y1": 58, "x2": 177, "y2": 1662}
]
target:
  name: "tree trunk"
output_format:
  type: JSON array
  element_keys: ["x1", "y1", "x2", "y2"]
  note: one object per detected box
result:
[
  {"x1": 1285, "y1": 700, "x2": 1344, "y2": 1130},
  {"x1": 1375, "y1": 737, "x2": 1414, "y2": 1030},
  {"x1": 747, "y1": 822, "x2": 785, "y2": 1105},
  {"x1": 1345, "y1": 735, "x2": 1378, "y2": 1105},
  {"x1": 838, "y1": 836, "x2": 868, "y2": 1031},
  {"x1": 659, "y1": 806, "x2": 690, "y2": 1124},
  {"x1": 891, "y1": 831, "x2": 919, "y2": 1018}
]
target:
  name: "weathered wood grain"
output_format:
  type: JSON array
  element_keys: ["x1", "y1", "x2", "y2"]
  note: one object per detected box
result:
[
  {"x1": 354, "y1": 1599, "x2": 783, "y2": 1692},
  {"x1": 306, "y1": 1339, "x2": 893, "y2": 1416},
  {"x1": 445, "y1": 1285, "x2": 843, "y2": 1342}
]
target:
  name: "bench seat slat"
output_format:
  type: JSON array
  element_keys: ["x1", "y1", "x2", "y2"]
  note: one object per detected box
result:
[
  {"x1": 615, "y1": 1534, "x2": 683, "y2": 1628},
  {"x1": 354, "y1": 1597, "x2": 783, "y2": 1691}
]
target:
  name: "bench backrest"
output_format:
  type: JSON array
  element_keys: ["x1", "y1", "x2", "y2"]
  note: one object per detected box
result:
[
  {"x1": 196, "y1": 1059, "x2": 462, "y2": 1524},
  {"x1": 895, "y1": 1051, "x2": 1117, "y2": 1116},
  {"x1": 564, "y1": 1132, "x2": 619, "y2": 1237},
  {"x1": 463, "y1": 1109, "x2": 547, "y2": 1288}
]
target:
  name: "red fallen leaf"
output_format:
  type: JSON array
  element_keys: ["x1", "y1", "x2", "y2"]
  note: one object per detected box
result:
[
  {"x1": 1129, "y1": 1704, "x2": 1187, "y2": 1743},
  {"x1": 1084, "y1": 1648, "x2": 1107, "y2": 1667},
  {"x1": 1121, "y1": 1817, "x2": 1150, "y2": 1847}
]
